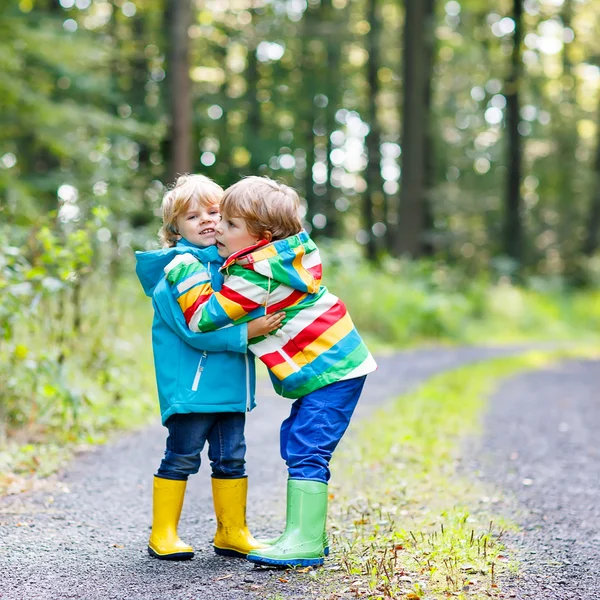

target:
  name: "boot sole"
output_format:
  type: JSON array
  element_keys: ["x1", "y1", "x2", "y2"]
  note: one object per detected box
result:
[
  {"x1": 213, "y1": 546, "x2": 248, "y2": 559},
  {"x1": 247, "y1": 554, "x2": 324, "y2": 568},
  {"x1": 148, "y1": 547, "x2": 194, "y2": 561}
]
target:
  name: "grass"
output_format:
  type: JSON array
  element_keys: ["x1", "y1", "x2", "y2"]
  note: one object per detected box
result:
[{"x1": 320, "y1": 346, "x2": 600, "y2": 599}]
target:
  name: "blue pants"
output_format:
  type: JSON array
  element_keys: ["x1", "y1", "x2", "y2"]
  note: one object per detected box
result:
[
  {"x1": 156, "y1": 412, "x2": 246, "y2": 481},
  {"x1": 280, "y1": 376, "x2": 366, "y2": 483}
]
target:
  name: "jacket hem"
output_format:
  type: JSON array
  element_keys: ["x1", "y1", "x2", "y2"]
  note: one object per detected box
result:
[{"x1": 161, "y1": 402, "x2": 255, "y2": 424}]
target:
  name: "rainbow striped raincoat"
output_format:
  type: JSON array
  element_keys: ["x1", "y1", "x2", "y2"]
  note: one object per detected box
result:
[{"x1": 164, "y1": 230, "x2": 377, "y2": 399}]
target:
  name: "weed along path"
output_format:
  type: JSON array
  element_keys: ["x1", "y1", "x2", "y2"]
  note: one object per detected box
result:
[{"x1": 0, "y1": 346, "x2": 593, "y2": 600}]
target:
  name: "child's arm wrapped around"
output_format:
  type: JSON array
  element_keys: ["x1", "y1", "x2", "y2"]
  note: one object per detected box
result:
[
  {"x1": 164, "y1": 254, "x2": 268, "y2": 333},
  {"x1": 152, "y1": 281, "x2": 249, "y2": 353}
]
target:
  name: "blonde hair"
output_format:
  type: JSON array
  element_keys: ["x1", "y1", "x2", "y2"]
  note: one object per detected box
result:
[
  {"x1": 159, "y1": 174, "x2": 223, "y2": 247},
  {"x1": 221, "y1": 176, "x2": 303, "y2": 241}
]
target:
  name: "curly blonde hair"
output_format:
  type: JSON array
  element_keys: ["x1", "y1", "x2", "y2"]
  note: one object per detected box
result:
[
  {"x1": 159, "y1": 174, "x2": 223, "y2": 247},
  {"x1": 221, "y1": 177, "x2": 303, "y2": 242}
]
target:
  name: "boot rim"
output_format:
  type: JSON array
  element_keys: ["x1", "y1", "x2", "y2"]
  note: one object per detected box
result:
[
  {"x1": 246, "y1": 554, "x2": 324, "y2": 567},
  {"x1": 147, "y1": 546, "x2": 194, "y2": 560}
]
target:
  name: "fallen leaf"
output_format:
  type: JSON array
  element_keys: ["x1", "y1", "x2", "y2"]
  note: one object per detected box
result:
[
  {"x1": 216, "y1": 574, "x2": 232, "y2": 581},
  {"x1": 297, "y1": 567, "x2": 311, "y2": 573},
  {"x1": 278, "y1": 578, "x2": 288, "y2": 583},
  {"x1": 405, "y1": 594, "x2": 420, "y2": 600}
]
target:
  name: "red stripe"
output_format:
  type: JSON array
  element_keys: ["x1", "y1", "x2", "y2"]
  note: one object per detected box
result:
[
  {"x1": 307, "y1": 264, "x2": 322, "y2": 281},
  {"x1": 183, "y1": 294, "x2": 211, "y2": 323},
  {"x1": 267, "y1": 289, "x2": 306, "y2": 313},
  {"x1": 281, "y1": 300, "x2": 347, "y2": 355},
  {"x1": 260, "y1": 349, "x2": 287, "y2": 369},
  {"x1": 219, "y1": 285, "x2": 263, "y2": 313}
]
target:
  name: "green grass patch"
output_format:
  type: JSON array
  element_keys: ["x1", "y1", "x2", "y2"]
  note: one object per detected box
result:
[{"x1": 326, "y1": 347, "x2": 599, "y2": 599}]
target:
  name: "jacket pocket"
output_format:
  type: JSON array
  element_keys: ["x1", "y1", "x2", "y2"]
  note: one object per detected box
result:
[{"x1": 191, "y1": 351, "x2": 208, "y2": 391}]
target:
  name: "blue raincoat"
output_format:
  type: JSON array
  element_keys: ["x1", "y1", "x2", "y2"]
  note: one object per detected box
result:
[{"x1": 135, "y1": 240, "x2": 256, "y2": 424}]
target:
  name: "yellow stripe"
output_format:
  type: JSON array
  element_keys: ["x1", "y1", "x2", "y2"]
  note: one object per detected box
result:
[
  {"x1": 177, "y1": 283, "x2": 212, "y2": 313},
  {"x1": 292, "y1": 313, "x2": 354, "y2": 365},
  {"x1": 248, "y1": 245, "x2": 278, "y2": 264},
  {"x1": 270, "y1": 361, "x2": 296, "y2": 381},
  {"x1": 218, "y1": 294, "x2": 249, "y2": 320},
  {"x1": 292, "y1": 246, "x2": 313, "y2": 289}
]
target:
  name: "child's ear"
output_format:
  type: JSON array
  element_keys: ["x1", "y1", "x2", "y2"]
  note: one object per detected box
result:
[{"x1": 262, "y1": 231, "x2": 273, "y2": 242}]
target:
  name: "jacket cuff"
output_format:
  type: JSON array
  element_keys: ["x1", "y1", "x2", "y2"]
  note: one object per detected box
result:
[{"x1": 228, "y1": 323, "x2": 248, "y2": 353}]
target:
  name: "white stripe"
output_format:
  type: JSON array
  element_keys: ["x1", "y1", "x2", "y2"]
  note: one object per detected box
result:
[
  {"x1": 301, "y1": 248, "x2": 321, "y2": 270},
  {"x1": 340, "y1": 353, "x2": 378, "y2": 380},
  {"x1": 263, "y1": 282, "x2": 300, "y2": 306},
  {"x1": 249, "y1": 291, "x2": 340, "y2": 357},
  {"x1": 225, "y1": 275, "x2": 268, "y2": 305},
  {"x1": 177, "y1": 271, "x2": 210, "y2": 294},
  {"x1": 164, "y1": 253, "x2": 196, "y2": 276},
  {"x1": 280, "y1": 292, "x2": 339, "y2": 339},
  {"x1": 252, "y1": 260, "x2": 273, "y2": 279},
  {"x1": 249, "y1": 331, "x2": 287, "y2": 356},
  {"x1": 189, "y1": 305, "x2": 205, "y2": 332}
]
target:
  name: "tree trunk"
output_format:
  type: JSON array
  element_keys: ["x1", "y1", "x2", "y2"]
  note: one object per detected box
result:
[
  {"x1": 165, "y1": 0, "x2": 192, "y2": 181},
  {"x1": 503, "y1": 0, "x2": 524, "y2": 268},
  {"x1": 300, "y1": 7, "x2": 318, "y2": 226},
  {"x1": 421, "y1": 0, "x2": 436, "y2": 256},
  {"x1": 583, "y1": 104, "x2": 600, "y2": 256},
  {"x1": 363, "y1": 0, "x2": 382, "y2": 261},
  {"x1": 245, "y1": 34, "x2": 262, "y2": 174},
  {"x1": 322, "y1": 0, "x2": 341, "y2": 238},
  {"x1": 395, "y1": 0, "x2": 429, "y2": 257}
]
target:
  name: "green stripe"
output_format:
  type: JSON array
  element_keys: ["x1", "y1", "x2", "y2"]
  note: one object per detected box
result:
[
  {"x1": 285, "y1": 343, "x2": 371, "y2": 398},
  {"x1": 268, "y1": 258, "x2": 294, "y2": 287},
  {"x1": 227, "y1": 264, "x2": 273, "y2": 291},
  {"x1": 166, "y1": 261, "x2": 206, "y2": 286}
]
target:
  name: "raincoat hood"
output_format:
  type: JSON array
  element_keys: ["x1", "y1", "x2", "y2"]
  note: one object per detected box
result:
[
  {"x1": 222, "y1": 230, "x2": 322, "y2": 294},
  {"x1": 136, "y1": 240, "x2": 222, "y2": 297}
]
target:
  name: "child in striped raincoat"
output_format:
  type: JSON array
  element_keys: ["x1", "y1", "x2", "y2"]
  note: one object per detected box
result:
[{"x1": 164, "y1": 176, "x2": 377, "y2": 568}]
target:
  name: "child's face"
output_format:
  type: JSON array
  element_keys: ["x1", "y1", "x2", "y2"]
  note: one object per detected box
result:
[
  {"x1": 215, "y1": 214, "x2": 262, "y2": 257},
  {"x1": 175, "y1": 200, "x2": 221, "y2": 247}
]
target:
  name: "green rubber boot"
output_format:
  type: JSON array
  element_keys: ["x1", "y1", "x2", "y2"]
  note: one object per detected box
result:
[
  {"x1": 247, "y1": 479, "x2": 327, "y2": 567},
  {"x1": 259, "y1": 532, "x2": 330, "y2": 556}
]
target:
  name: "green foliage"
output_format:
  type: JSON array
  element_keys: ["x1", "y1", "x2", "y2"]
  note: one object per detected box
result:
[
  {"x1": 322, "y1": 244, "x2": 600, "y2": 349},
  {"x1": 0, "y1": 272, "x2": 157, "y2": 493}
]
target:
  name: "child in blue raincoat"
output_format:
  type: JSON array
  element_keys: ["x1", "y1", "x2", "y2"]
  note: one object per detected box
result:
[{"x1": 135, "y1": 175, "x2": 283, "y2": 560}]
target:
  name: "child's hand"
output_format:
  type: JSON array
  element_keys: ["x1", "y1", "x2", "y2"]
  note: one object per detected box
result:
[{"x1": 248, "y1": 312, "x2": 285, "y2": 339}]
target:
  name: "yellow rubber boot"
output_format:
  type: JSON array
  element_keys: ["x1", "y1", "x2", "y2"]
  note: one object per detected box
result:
[
  {"x1": 212, "y1": 477, "x2": 268, "y2": 558},
  {"x1": 148, "y1": 477, "x2": 194, "y2": 560}
]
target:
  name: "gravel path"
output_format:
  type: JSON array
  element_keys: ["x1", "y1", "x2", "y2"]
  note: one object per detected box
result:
[
  {"x1": 0, "y1": 346, "x2": 556, "y2": 600},
  {"x1": 472, "y1": 359, "x2": 600, "y2": 600}
]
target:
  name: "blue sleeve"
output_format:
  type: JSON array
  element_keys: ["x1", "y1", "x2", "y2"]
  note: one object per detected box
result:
[{"x1": 153, "y1": 282, "x2": 248, "y2": 354}]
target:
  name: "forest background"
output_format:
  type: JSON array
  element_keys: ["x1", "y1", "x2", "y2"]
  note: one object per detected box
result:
[{"x1": 1, "y1": 0, "x2": 600, "y2": 489}]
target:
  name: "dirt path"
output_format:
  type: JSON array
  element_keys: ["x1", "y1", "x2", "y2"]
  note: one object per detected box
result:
[
  {"x1": 0, "y1": 346, "x2": 551, "y2": 600},
  {"x1": 472, "y1": 359, "x2": 600, "y2": 600}
]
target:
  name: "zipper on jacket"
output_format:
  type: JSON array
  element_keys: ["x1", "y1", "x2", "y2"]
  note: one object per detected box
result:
[
  {"x1": 245, "y1": 354, "x2": 251, "y2": 412},
  {"x1": 278, "y1": 347, "x2": 301, "y2": 372},
  {"x1": 191, "y1": 351, "x2": 208, "y2": 391}
]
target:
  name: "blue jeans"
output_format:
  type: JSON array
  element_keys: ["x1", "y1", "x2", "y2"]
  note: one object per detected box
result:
[
  {"x1": 280, "y1": 376, "x2": 366, "y2": 484},
  {"x1": 156, "y1": 412, "x2": 247, "y2": 481}
]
